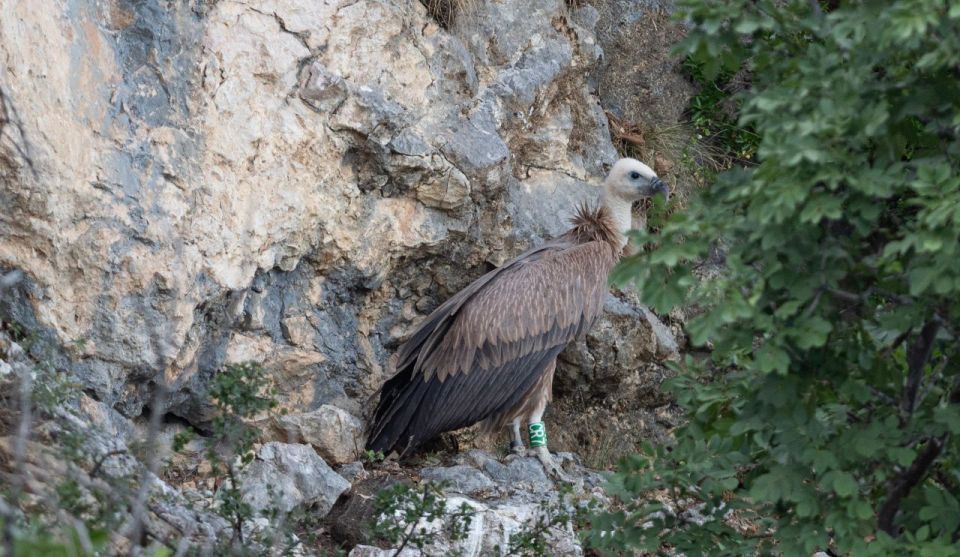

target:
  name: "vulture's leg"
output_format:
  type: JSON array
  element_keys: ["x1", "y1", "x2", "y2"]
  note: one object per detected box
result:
[
  {"x1": 525, "y1": 394, "x2": 571, "y2": 482},
  {"x1": 509, "y1": 418, "x2": 525, "y2": 455}
]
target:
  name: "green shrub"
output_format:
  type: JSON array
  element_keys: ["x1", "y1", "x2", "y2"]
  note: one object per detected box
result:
[
  {"x1": 205, "y1": 361, "x2": 280, "y2": 547},
  {"x1": 593, "y1": 0, "x2": 960, "y2": 555}
]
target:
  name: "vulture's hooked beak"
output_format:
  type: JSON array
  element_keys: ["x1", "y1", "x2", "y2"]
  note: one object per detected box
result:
[{"x1": 651, "y1": 177, "x2": 670, "y2": 200}]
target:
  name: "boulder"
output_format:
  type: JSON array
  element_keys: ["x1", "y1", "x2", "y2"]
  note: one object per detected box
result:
[
  {"x1": 240, "y1": 442, "x2": 350, "y2": 515},
  {"x1": 274, "y1": 405, "x2": 365, "y2": 465},
  {"x1": 421, "y1": 464, "x2": 497, "y2": 496}
]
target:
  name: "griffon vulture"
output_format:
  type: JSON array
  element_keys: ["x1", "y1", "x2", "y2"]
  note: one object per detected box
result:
[{"x1": 366, "y1": 158, "x2": 669, "y2": 477}]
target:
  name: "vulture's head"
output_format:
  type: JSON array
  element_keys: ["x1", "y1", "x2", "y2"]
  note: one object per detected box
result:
[{"x1": 604, "y1": 158, "x2": 669, "y2": 201}]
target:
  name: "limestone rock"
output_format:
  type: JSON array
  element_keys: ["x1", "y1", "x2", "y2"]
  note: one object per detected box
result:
[
  {"x1": 421, "y1": 464, "x2": 497, "y2": 495},
  {"x1": 639, "y1": 305, "x2": 680, "y2": 359},
  {"x1": 350, "y1": 546, "x2": 419, "y2": 557},
  {"x1": 240, "y1": 442, "x2": 350, "y2": 515},
  {"x1": 274, "y1": 404, "x2": 365, "y2": 465},
  {"x1": 556, "y1": 293, "x2": 679, "y2": 398},
  {"x1": 593, "y1": 0, "x2": 695, "y2": 128},
  {"x1": 335, "y1": 451, "x2": 594, "y2": 556},
  {"x1": 337, "y1": 461, "x2": 367, "y2": 483},
  {"x1": 456, "y1": 452, "x2": 553, "y2": 492},
  {"x1": 280, "y1": 315, "x2": 314, "y2": 347},
  {"x1": 299, "y1": 61, "x2": 349, "y2": 113}
]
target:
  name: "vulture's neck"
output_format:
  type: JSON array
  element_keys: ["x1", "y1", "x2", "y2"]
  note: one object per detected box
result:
[{"x1": 601, "y1": 190, "x2": 633, "y2": 249}]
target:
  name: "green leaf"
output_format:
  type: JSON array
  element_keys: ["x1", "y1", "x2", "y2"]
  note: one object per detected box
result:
[
  {"x1": 933, "y1": 406, "x2": 960, "y2": 434},
  {"x1": 832, "y1": 472, "x2": 858, "y2": 498},
  {"x1": 792, "y1": 316, "x2": 833, "y2": 349},
  {"x1": 755, "y1": 343, "x2": 790, "y2": 374},
  {"x1": 853, "y1": 500, "x2": 874, "y2": 520}
]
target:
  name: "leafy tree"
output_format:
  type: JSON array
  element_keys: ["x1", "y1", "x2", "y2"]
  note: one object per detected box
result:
[{"x1": 590, "y1": 0, "x2": 960, "y2": 555}]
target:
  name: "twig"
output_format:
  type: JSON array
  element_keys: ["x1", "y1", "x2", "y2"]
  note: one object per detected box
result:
[
  {"x1": 824, "y1": 287, "x2": 863, "y2": 304},
  {"x1": 226, "y1": 464, "x2": 245, "y2": 545},
  {"x1": 605, "y1": 111, "x2": 646, "y2": 148},
  {"x1": 826, "y1": 286, "x2": 913, "y2": 307},
  {"x1": 803, "y1": 253, "x2": 829, "y2": 319},
  {"x1": 800, "y1": 288, "x2": 824, "y2": 320},
  {"x1": 392, "y1": 505, "x2": 423, "y2": 557},
  {"x1": 89, "y1": 449, "x2": 129, "y2": 479},
  {"x1": 122, "y1": 291, "x2": 174, "y2": 548}
]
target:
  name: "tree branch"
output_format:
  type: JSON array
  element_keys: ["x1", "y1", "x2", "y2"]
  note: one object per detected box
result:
[
  {"x1": 825, "y1": 287, "x2": 913, "y2": 307},
  {"x1": 825, "y1": 287, "x2": 863, "y2": 304},
  {"x1": 877, "y1": 436, "x2": 944, "y2": 536},
  {"x1": 901, "y1": 320, "x2": 940, "y2": 419},
  {"x1": 877, "y1": 319, "x2": 948, "y2": 536}
]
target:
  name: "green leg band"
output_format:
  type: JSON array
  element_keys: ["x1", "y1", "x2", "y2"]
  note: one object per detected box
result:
[{"x1": 528, "y1": 422, "x2": 547, "y2": 448}]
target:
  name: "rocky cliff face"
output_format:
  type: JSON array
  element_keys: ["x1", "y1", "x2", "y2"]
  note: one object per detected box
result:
[{"x1": 0, "y1": 0, "x2": 688, "y2": 553}]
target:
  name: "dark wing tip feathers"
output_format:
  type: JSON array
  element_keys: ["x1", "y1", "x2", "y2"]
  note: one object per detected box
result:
[{"x1": 365, "y1": 343, "x2": 567, "y2": 455}]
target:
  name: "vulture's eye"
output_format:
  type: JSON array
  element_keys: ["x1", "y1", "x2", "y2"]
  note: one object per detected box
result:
[{"x1": 629, "y1": 171, "x2": 641, "y2": 180}]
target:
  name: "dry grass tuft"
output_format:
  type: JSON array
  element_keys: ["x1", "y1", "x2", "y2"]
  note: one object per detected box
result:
[{"x1": 420, "y1": 0, "x2": 478, "y2": 29}]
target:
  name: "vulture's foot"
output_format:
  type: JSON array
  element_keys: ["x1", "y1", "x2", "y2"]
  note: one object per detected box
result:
[
  {"x1": 509, "y1": 440, "x2": 526, "y2": 456},
  {"x1": 530, "y1": 446, "x2": 572, "y2": 483}
]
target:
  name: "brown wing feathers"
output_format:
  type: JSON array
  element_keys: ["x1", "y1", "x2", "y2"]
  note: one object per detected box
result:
[{"x1": 366, "y1": 205, "x2": 620, "y2": 455}]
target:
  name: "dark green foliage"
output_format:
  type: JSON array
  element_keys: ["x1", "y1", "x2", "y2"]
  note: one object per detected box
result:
[
  {"x1": 683, "y1": 58, "x2": 759, "y2": 167},
  {"x1": 595, "y1": 0, "x2": 960, "y2": 555},
  {"x1": 208, "y1": 361, "x2": 278, "y2": 465},
  {"x1": 209, "y1": 361, "x2": 278, "y2": 418}
]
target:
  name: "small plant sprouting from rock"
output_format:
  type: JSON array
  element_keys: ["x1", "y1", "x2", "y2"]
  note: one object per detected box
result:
[
  {"x1": 362, "y1": 448, "x2": 386, "y2": 464},
  {"x1": 206, "y1": 361, "x2": 279, "y2": 546},
  {"x1": 208, "y1": 361, "x2": 278, "y2": 463},
  {"x1": 0, "y1": 320, "x2": 317, "y2": 555},
  {"x1": 372, "y1": 481, "x2": 475, "y2": 556}
]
